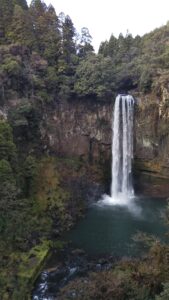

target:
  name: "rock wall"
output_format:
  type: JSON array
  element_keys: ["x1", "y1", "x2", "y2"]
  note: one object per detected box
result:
[
  {"x1": 41, "y1": 99, "x2": 113, "y2": 164},
  {"x1": 2, "y1": 86, "x2": 169, "y2": 197},
  {"x1": 133, "y1": 83, "x2": 169, "y2": 197},
  {"x1": 41, "y1": 87, "x2": 169, "y2": 197}
]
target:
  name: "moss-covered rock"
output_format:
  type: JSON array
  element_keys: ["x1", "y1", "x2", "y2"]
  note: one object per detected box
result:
[{"x1": 0, "y1": 241, "x2": 51, "y2": 300}]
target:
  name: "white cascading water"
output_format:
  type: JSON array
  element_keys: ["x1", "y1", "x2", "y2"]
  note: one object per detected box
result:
[
  {"x1": 111, "y1": 94, "x2": 134, "y2": 202},
  {"x1": 99, "y1": 94, "x2": 135, "y2": 207}
]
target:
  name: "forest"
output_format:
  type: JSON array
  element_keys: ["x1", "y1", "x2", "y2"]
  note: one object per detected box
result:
[
  {"x1": 2, "y1": 0, "x2": 169, "y2": 104},
  {"x1": 1, "y1": 0, "x2": 169, "y2": 299}
]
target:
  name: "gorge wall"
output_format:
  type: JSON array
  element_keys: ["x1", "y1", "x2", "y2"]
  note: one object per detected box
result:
[
  {"x1": 40, "y1": 83, "x2": 169, "y2": 197},
  {"x1": 134, "y1": 82, "x2": 169, "y2": 197},
  {"x1": 41, "y1": 99, "x2": 113, "y2": 164},
  {"x1": 2, "y1": 83, "x2": 169, "y2": 197}
]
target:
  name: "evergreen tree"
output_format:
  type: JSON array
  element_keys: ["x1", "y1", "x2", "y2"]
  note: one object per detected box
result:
[
  {"x1": 116, "y1": 31, "x2": 134, "y2": 63},
  {"x1": 43, "y1": 4, "x2": 61, "y2": 64},
  {"x1": 0, "y1": 0, "x2": 14, "y2": 43},
  {"x1": 78, "y1": 27, "x2": 94, "y2": 58},
  {"x1": 98, "y1": 41, "x2": 109, "y2": 56},
  {"x1": 57, "y1": 13, "x2": 78, "y2": 99},
  {"x1": 0, "y1": 121, "x2": 17, "y2": 167},
  {"x1": 30, "y1": 0, "x2": 61, "y2": 62},
  {"x1": 29, "y1": 0, "x2": 48, "y2": 53},
  {"x1": 13, "y1": 0, "x2": 28, "y2": 9},
  {"x1": 30, "y1": 0, "x2": 47, "y2": 16},
  {"x1": 60, "y1": 14, "x2": 77, "y2": 63},
  {"x1": 0, "y1": 0, "x2": 28, "y2": 43},
  {"x1": 8, "y1": 5, "x2": 35, "y2": 47},
  {"x1": 107, "y1": 34, "x2": 118, "y2": 59},
  {"x1": 0, "y1": 159, "x2": 17, "y2": 212},
  {"x1": 124, "y1": 31, "x2": 134, "y2": 60}
]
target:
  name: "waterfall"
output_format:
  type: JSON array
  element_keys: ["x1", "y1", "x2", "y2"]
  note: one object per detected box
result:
[
  {"x1": 99, "y1": 94, "x2": 139, "y2": 212},
  {"x1": 111, "y1": 94, "x2": 134, "y2": 201}
]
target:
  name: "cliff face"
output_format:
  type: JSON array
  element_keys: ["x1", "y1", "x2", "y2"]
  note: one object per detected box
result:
[
  {"x1": 40, "y1": 85, "x2": 169, "y2": 197},
  {"x1": 1, "y1": 84, "x2": 169, "y2": 197},
  {"x1": 133, "y1": 81, "x2": 169, "y2": 197},
  {"x1": 41, "y1": 99, "x2": 113, "y2": 164}
]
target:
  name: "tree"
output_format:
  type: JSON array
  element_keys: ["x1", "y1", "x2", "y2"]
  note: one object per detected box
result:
[
  {"x1": 116, "y1": 31, "x2": 134, "y2": 63},
  {"x1": 0, "y1": 122, "x2": 17, "y2": 235},
  {"x1": 57, "y1": 13, "x2": 78, "y2": 98},
  {"x1": 60, "y1": 14, "x2": 77, "y2": 63},
  {"x1": 78, "y1": 27, "x2": 94, "y2": 58},
  {"x1": 13, "y1": 0, "x2": 28, "y2": 9},
  {"x1": 0, "y1": 0, "x2": 14, "y2": 42},
  {"x1": 23, "y1": 155, "x2": 37, "y2": 197},
  {"x1": 30, "y1": 0, "x2": 47, "y2": 16},
  {"x1": 0, "y1": 55, "x2": 23, "y2": 97},
  {"x1": 0, "y1": 159, "x2": 17, "y2": 209},
  {"x1": 0, "y1": 121, "x2": 17, "y2": 167},
  {"x1": 98, "y1": 41, "x2": 109, "y2": 56},
  {"x1": 30, "y1": 0, "x2": 61, "y2": 63},
  {"x1": 43, "y1": 4, "x2": 61, "y2": 64},
  {"x1": 107, "y1": 34, "x2": 118, "y2": 59},
  {"x1": 29, "y1": 0, "x2": 48, "y2": 53},
  {"x1": 8, "y1": 5, "x2": 35, "y2": 47},
  {"x1": 0, "y1": 0, "x2": 28, "y2": 43},
  {"x1": 74, "y1": 54, "x2": 116, "y2": 99},
  {"x1": 139, "y1": 67, "x2": 152, "y2": 93}
]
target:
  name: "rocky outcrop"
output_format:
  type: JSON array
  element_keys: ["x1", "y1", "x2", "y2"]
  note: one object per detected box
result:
[
  {"x1": 133, "y1": 81, "x2": 169, "y2": 196},
  {"x1": 41, "y1": 99, "x2": 113, "y2": 164}
]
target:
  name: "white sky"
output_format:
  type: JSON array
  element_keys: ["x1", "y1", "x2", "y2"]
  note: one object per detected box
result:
[{"x1": 27, "y1": 0, "x2": 169, "y2": 52}]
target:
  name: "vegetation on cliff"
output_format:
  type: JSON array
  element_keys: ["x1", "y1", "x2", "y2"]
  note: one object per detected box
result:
[
  {"x1": 0, "y1": 113, "x2": 89, "y2": 298},
  {"x1": 1, "y1": 0, "x2": 169, "y2": 299},
  {"x1": 0, "y1": 124, "x2": 88, "y2": 298}
]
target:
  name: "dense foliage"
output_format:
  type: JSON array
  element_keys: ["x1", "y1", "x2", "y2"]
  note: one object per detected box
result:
[
  {"x1": 58, "y1": 239, "x2": 169, "y2": 300},
  {"x1": 0, "y1": 0, "x2": 94, "y2": 104},
  {"x1": 0, "y1": 119, "x2": 87, "y2": 298},
  {"x1": 1, "y1": 0, "x2": 169, "y2": 104},
  {"x1": 1, "y1": 0, "x2": 169, "y2": 299}
]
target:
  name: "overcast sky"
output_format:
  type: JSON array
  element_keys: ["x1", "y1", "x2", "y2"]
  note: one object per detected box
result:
[{"x1": 27, "y1": 0, "x2": 169, "y2": 52}]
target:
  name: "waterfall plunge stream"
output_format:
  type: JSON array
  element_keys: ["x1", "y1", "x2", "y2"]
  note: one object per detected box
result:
[{"x1": 100, "y1": 94, "x2": 135, "y2": 207}]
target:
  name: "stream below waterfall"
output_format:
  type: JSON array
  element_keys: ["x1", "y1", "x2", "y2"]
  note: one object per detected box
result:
[{"x1": 32, "y1": 196, "x2": 168, "y2": 300}]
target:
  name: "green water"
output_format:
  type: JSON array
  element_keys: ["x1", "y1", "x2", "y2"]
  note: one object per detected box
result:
[{"x1": 65, "y1": 196, "x2": 168, "y2": 257}]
